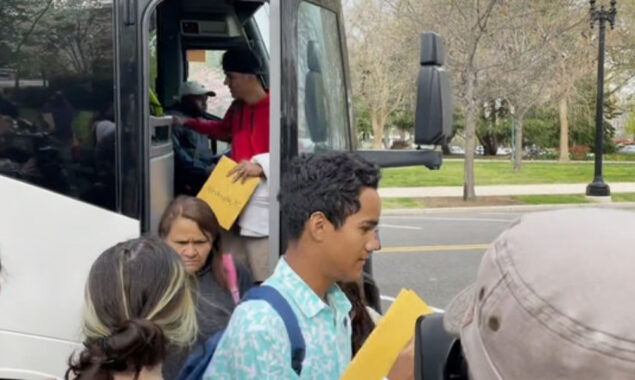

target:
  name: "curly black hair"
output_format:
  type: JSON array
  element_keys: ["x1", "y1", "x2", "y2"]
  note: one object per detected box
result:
[{"x1": 279, "y1": 153, "x2": 381, "y2": 241}]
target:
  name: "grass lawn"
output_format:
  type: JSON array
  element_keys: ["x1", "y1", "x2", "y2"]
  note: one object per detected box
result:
[
  {"x1": 381, "y1": 198, "x2": 424, "y2": 209},
  {"x1": 613, "y1": 193, "x2": 635, "y2": 202},
  {"x1": 381, "y1": 161, "x2": 635, "y2": 187},
  {"x1": 380, "y1": 193, "x2": 635, "y2": 209},
  {"x1": 511, "y1": 194, "x2": 589, "y2": 204}
]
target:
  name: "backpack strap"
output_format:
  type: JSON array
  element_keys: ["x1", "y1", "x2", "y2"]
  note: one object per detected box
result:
[{"x1": 243, "y1": 285, "x2": 306, "y2": 375}]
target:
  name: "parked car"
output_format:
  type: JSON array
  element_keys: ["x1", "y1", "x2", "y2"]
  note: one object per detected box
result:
[
  {"x1": 497, "y1": 146, "x2": 511, "y2": 155},
  {"x1": 449, "y1": 145, "x2": 465, "y2": 155},
  {"x1": 618, "y1": 144, "x2": 635, "y2": 154},
  {"x1": 475, "y1": 145, "x2": 484, "y2": 155}
]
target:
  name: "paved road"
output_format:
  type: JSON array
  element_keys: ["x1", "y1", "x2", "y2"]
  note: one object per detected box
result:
[
  {"x1": 372, "y1": 210, "x2": 523, "y2": 311},
  {"x1": 374, "y1": 206, "x2": 635, "y2": 311}
]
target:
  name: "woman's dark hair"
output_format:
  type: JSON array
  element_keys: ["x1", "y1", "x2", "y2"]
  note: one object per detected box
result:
[
  {"x1": 158, "y1": 195, "x2": 227, "y2": 289},
  {"x1": 279, "y1": 153, "x2": 381, "y2": 241},
  {"x1": 340, "y1": 281, "x2": 376, "y2": 356},
  {"x1": 65, "y1": 237, "x2": 196, "y2": 379}
]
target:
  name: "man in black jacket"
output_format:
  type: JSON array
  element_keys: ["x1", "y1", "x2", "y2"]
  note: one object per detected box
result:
[{"x1": 167, "y1": 81, "x2": 220, "y2": 195}]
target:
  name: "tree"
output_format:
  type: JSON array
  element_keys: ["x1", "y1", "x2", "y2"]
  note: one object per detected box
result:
[
  {"x1": 495, "y1": 1, "x2": 558, "y2": 169},
  {"x1": 569, "y1": 77, "x2": 619, "y2": 153},
  {"x1": 523, "y1": 105, "x2": 560, "y2": 149},
  {"x1": 388, "y1": 0, "x2": 506, "y2": 199},
  {"x1": 539, "y1": 3, "x2": 600, "y2": 162},
  {"x1": 0, "y1": 0, "x2": 54, "y2": 84},
  {"x1": 625, "y1": 111, "x2": 635, "y2": 140},
  {"x1": 389, "y1": 108, "x2": 415, "y2": 142},
  {"x1": 353, "y1": 95, "x2": 373, "y2": 144},
  {"x1": 40, "y1": 0, "x2": 113, "y2": 75},
  {"x1": 476, "y1": 99, "x2": 510, "y2": 156},
  {"x1": 345, "y1": 0, "x2": 413, "y2": 149},
  {"x1": 604, "y1": 0, "x2": 635, "y2": 99}
]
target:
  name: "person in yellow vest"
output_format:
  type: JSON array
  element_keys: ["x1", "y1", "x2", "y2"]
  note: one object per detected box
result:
[{"x1": 149, "y1": 87, "x2": 163, "y2": 116}]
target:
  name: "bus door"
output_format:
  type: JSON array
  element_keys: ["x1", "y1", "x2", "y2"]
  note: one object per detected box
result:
[{"x1": 136, "y1": 0, "x2": 270, "y2": 234}]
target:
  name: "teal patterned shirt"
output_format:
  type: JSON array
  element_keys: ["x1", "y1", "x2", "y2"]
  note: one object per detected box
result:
[{"x1": 203, "y1": 257, "x2": 353, "y2": 379}]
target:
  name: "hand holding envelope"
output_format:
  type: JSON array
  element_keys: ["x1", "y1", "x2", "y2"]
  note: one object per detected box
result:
[
  {"x1": 197, "y1": 156, "x2": 260, "y2": 230},
  {"x1": 341, "y1": 289, "x2": 433, "y2": 380}
]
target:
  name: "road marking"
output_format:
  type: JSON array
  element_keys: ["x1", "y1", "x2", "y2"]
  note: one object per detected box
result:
[
  {"x1": 377, "y1": 243, "x2": 490, "y2": 253},
  {"x1": 478, "y1": 212, "x2": 524, "y2": 216},
  {"x1": 378, "y1": 223, "x2": 422, "y2": 230},
  {"x1": 380, "y1": 295, "x2": 444, "y2": 312},
  {"x1": 381, "y1": 216, "x2": 515, "y2": 223}
]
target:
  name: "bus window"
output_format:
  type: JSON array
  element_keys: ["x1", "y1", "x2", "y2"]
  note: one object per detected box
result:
[
  {"x1": 297, "y1": 2, "x2": 350, "y2": 153},
  {"x1": 253, "y1": 3, "x2": 270, "y2": 54},
  {"x1": 0, "y1": 0, "x2": 116, "y2": 211},
  {"x1": 187, "y1": 49, "x2": 233, "y2": 119}
]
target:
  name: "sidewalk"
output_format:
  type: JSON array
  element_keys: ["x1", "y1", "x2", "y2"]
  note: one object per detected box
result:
[{"x1": 379, "y1": 182, "x2": 635, "y2": 198}]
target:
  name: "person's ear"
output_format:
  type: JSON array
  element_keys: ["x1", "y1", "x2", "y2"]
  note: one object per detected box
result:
[{"x1": 306, "y1": 211, "x2": 330, "y2": 242}]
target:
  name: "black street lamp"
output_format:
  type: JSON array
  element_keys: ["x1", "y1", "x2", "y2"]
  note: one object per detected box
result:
[{"x1": 586, "y1": 0, "x2": 617, "y2": 197}]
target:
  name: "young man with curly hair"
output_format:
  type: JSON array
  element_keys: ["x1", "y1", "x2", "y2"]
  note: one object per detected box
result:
[{"x1": 204, "y1": 152, "x2": 413, "y2": 379}]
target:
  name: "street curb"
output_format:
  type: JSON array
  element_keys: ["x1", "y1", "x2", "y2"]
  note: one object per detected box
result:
[{"x1": 381, "y1": 202, "x2": 635, "y2": 216}]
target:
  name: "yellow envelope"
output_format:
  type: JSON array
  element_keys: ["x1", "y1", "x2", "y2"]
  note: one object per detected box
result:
[
  {"x1": 197, "y1": 156, "x2": 260, "y2": 230},
  {"x1": 340, "y1": 289, "x2": 433, "y2": 380}
]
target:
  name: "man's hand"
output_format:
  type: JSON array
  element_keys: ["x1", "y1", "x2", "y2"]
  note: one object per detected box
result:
[
  {"x1": 172, "y1": 115, "x2": 188, "y2": 126},
  {"x1": 386, "y1": 338, "x2": 415, "y2": 380},
  {"x1": 228, "y1": 160, "x2": 263, "y2": 183}
]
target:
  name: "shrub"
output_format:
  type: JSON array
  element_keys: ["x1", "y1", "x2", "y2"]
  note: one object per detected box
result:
[
  {"x1": 390, "y1": 139, "x2": 411, "y2": 150},
  {"x1": 570, "y1": 145, "x2": 591, "y2": 160}
]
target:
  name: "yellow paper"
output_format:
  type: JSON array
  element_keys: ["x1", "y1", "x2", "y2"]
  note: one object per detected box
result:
[
  {"x1": 197, "y1": 156, "x2": 260, "y2": 230},
  {"x1": 340, "y1": 289, "x2": 433, "y2": 380}
]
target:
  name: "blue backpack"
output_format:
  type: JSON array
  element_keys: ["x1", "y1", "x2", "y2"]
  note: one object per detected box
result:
[{"x1": 176, "y1": 285, "x2": 306, "y2": 380}]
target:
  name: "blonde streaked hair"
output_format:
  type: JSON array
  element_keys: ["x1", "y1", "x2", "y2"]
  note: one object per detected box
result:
[{"x1": 66, "y1": 237, "x2": 197, "y2": 379}]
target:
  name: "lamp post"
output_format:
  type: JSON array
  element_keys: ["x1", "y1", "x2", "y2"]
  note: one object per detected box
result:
[{"x1": 586, "y1": 0, "x2": 617, "y2": 197}]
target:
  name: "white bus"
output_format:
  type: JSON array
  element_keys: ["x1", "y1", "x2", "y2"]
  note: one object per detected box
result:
[{"x1": 0, "y1": 0, "x2": 451, "y2": 377}]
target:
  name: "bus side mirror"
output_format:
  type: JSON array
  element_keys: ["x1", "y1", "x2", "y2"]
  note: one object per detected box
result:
[{"x1": 414, "y1": 32, "x2": 453, "y2": 146}]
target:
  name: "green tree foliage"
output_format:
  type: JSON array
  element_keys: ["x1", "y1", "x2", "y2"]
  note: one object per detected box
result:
[
  {"x1": 476, "y1": 100, "x2": 511, "y2": 155},
  {"x1": 625, "y1": 110, "x2": 635, "y2": 140},
  {"x1": 569, "y1": 77, "x2": 619, "y2": 153},
  {"x1": 0, "y1": 0, "x2": 54, "y2": 71},
  {"x1": 389, "y1": 109, "x2": 414, "y2": 136},
  {"x1": 523, "y1": 106, "x2": 560, "y2": 148},
  {"x1": 353, "y1": 95, "x2": 373, "y2": 143}
]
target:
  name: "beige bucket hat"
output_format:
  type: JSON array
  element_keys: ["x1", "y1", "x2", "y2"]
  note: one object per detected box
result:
[{"x1": 444, "y1": 208, "x2": 635, "y2": 380}]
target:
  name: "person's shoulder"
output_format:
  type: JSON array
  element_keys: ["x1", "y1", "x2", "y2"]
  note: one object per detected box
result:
[
  {"x1": 171, "y1": 125, "x2": 190, "y2": 139},
  {"x1": 225, "y1": 296, "x2": 287, "y2": 335}
]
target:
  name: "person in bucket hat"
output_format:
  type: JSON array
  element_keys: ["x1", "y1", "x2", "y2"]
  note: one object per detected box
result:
[{"x1": 439, "y1": 208, "x2": 635, "y2": 380}]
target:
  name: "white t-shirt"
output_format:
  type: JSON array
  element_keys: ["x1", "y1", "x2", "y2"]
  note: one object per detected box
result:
[
  {"x1": 238, "y1": 153, "x2": 269, "y2": 237},
  {"x1": 93, "y1": 120, "x2": 115, "y2": 144}
]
